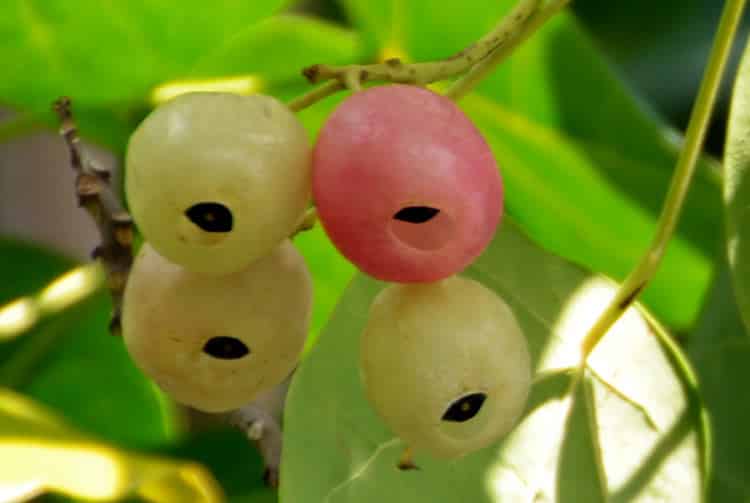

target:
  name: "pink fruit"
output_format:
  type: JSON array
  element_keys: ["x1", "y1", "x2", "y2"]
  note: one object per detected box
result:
[{"x1": 312, "y1": 84, "x2": 503, "y2": 282}]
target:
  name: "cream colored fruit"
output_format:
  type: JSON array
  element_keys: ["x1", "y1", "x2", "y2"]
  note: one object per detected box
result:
[
  {"x1": 360, "y1": 276, "x2": 531, "y2": 459},
  {"x1": 122, "y1": 240, "x2": 312, "y2": 413},
  {"x1": 125, "y1": 92, "x2": 311, "y2": 275}
]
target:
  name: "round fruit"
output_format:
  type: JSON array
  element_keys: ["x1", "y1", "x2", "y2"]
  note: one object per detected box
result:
[
  {"x1": 122, "y1": 240, "x2": 312, "y2": 413},
  {"x1": 126, "y1": 92, "x2": 311, "y2": 275},
  {"x1": 313, "y1": 84, "x2": 503, "y2": 282},
  {"x1": 360, "y1": 276, "x2": 530, "y2": 458}
]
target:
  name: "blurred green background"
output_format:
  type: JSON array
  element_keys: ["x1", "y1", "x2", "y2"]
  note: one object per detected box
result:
[{"x1": 0, "y1": 0, "x2": 748, "y2": 501}]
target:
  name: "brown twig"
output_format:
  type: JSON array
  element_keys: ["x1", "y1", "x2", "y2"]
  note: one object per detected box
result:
[
  {"x1": 227, "y1": 372, "x2": 292, "y2": 488},
  {"x1": 52, "y1": 97, "x2": 133, "y2": 335},
  {"x1": 52, "y1": 97, "x2": 291, "y2": 487}
]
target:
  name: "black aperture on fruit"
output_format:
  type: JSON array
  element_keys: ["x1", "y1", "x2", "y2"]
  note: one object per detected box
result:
[
  {"x1": 203, "y1": 336, "x2": 250, "y2": 359},
  {"x1": 186, "y1": 202, "x2": 233, "y2": 232},
  {"x1": 441, "y1": 392, "x2": 487, "y2": 422},
  {"x1": 393, "y1": 206, "x2": 440, "y2": 224}
]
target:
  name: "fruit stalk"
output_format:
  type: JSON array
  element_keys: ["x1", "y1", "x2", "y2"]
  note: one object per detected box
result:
[
  {"x1": 288, "y1": 0, "x2": 547, "y2": 111},
  {"x1": 445, "y1": 0, "x2": 572, "y2": 99}
]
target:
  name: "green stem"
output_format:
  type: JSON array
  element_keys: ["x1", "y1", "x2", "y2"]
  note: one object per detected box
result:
[
  {"x1": 445, "y1": 0, "x2": 572, "y2": 100},
  {"x1": 288, "y1": 0, "x2": 544, "y2": 111},
  {"x1": 288, "y1": 81, "x2": 343, "y2": 113},
  {"x1": 580, "y1": 0, "x2": 747, "y2": 359}
]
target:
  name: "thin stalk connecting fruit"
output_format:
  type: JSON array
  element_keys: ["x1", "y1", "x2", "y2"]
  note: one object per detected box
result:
[{"x1": 288, "y1": 0, "x2": 561, "y2": 111}]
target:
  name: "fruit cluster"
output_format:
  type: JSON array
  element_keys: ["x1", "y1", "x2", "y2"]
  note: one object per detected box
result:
[
  {"x1": 123, "y1": 92, "x2": 314, "y2": 413},
  {"x1": 122, "y1": 84, "x2": 531, "y2": 460}
]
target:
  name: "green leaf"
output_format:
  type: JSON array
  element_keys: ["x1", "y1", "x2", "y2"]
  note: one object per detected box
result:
[
  {"x1": 0, "y1": 240, "x2": 178, "y2": 449},
  {"x1": 293, "y1": 226, "x2": 355, "y2": 350},
  {"x1": 333, "y1": 1, "x2": 399, "y2": 56},
  {"x1": 280, "y1": 219, "x2": 707, "y2": 502},
  {"x1": 0, "y1": 388, "x2": 223, "y2": 502},
  {"x1": 688, "y1": 261, "x2": 750, "y2": 502},
  {"x1": 20, "y1": 293, "x2": 179, "y2": 448},
  {"x1": 162, "y1": 427, "x2": 277, "y2": 503},
  {"x1": 0, "y1": 238, "x2": 71, "y2": 304},
  {"x1": 557, "y1": 379, "x2": 607, "y2": 503},
  {"x1": 0, "y1": 0, "x2": 289, "y2": 150},
  {"x1": 335, "y1": 0, "x2": 721, "y2": 330},
  {"x1": 724, "y1": 34, "x2": 750, "y2": 334},
  {"x1": 1, "y1": 0, "x2": 287, "y2": 109},
  {"x1": 190, "y1": 15, "x2": 359, "y2": 87}
]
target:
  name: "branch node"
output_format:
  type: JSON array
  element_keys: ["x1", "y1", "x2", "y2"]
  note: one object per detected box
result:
[
  {"x1": 302, "y1": 64, "x2": 321, "y2": 83},
  {"x1": 53, "y1": 96, "x2": 134, "y2": 335},
  {"x1": 108, "y1": 313, "x2": 122, "y2": 336},
  {"x1": 289, "y1": 0, "x2": 553, "y2": 109},
  {"x1": 76, "y1": 173, "x2": 102, "y2": 198}
]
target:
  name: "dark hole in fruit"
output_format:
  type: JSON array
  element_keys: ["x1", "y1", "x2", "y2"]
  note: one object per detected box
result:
[
  {"x1": 441, "y1": 392, "x2": 487, "y2": 422},
  {"x1": 203, "y1": 336, "x2": 250, "y2": 359},
  {"x1": 393, "y1": 206, "x2": 440, "y2": 224},
  {"x1": 186, "y1": 202, "x2": 233, "y2": 232}
]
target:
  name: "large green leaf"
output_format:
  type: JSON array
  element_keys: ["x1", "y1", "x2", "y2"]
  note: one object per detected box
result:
[
  {"x1": 0, "y1": 0, "x2": 287, "y2": 109},
  {"x1": 724, "y1": 33, "x2": 750, "y2": 334},
  {"x1": 280, "y1": 220, "x2": 707, "y2": 502},
  {"x1": 688, "y1": 261, "x2": 750, "y2": 502},
  {"x1": 190, "y1": 15, "x2": 359, "y2": 86},
  {"x1": 335, "y1": 0, "x2": 721, "y2": 330},
  {"x1": 0, "y1": 241, "x2": 178, "y2": 449},
  {"x1": 0, "y1": 6, "x2": 359, "y2": 152}
]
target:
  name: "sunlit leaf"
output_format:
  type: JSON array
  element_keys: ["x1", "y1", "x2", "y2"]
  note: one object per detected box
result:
[
  {"x1": 0, "y1": 388, "x2": 223, "y2": 502},
  {"x1": 0, "y1": 240, "x2": 178, "y2": 449},
  {"x1": 335, "y1": 0, "x2": 721, "y2": 331},
  {"x1": 162, "y1": 427, "x2": 278, "y2": 503},
  {"x1": 724, "y1": 34, "x2": 750, "y2": 335},
  {"x1": 281, "y1": 219, "x2": 706, "y2": 502}
]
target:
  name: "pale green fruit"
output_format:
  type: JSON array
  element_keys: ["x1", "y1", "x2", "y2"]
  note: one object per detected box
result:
[
  {"x1": 122, "y1": 240, "x2": 312, "y2": 413},
  {"x1": 126, "y1": 92, "x2": 311, "y2": 275},
  {"x1": 360, "y1": 276, "x2": 531, "y2": 459}
]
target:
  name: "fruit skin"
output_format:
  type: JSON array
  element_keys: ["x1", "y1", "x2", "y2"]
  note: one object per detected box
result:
[
  {"x1": 126, "y1": 92, "x2": 311, "y2": 275},
  {"x1": 360, "y1": 276, "x2": 530, "y2": 458},
  {"x1": 313, "y1": 84, "x2": 503, "y2": 283},
  {"x1": 122, "y1": 240, "x2": 312, "y2": 413}
]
